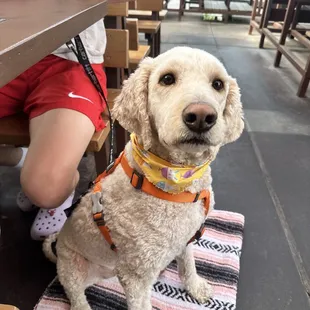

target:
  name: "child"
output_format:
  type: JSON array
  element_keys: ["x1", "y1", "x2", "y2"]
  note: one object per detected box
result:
[{"x1": 0, "y1": 20, "x2": 107, "y2": 240}]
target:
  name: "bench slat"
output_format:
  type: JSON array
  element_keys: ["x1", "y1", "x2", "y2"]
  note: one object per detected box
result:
[
  {"x1": 128, "y1": 9, "x2": 168, "y2": 20},
  {"x1": 136, "y1": 0, "x2": 163, "y2": 11},
  {"x1": 126, "y1": 19, "x2": 139, "y2": 50},
  {"x1": 107, "y1": 2, "x2": 128, "y2": 16},
  {"x1": 138, "y1": 20, "x2": 161, "y2": 34},
  {"x1": 129, "y1": 45, "x2": 151, "y2": 69}
]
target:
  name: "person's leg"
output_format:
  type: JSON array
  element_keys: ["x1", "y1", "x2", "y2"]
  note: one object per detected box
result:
[
  {"x1": 0, "y1": 67, "x2": 28, "y2": 167},
  {"x1": 21, "y1": 55, "x2": 107, "y2": 239},
  {"x1": 23, "y1": 108, "x2": 95, "y2": 240},
  {"x1": 21, "y1": 108, "x2": 95, "y2": 209}
]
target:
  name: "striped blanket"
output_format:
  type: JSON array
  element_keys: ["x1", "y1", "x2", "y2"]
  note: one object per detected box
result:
[{"x1": 35, "y1": 210, "x2": 244, "y2": 310}]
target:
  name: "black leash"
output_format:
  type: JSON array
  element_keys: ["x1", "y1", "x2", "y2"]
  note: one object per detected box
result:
[
  {"x1": 62, "y1": 36, "x2": 116, "y2": 219},
  {"x1": 66, "y1": 35, "x2": 115, "y2": 165}
]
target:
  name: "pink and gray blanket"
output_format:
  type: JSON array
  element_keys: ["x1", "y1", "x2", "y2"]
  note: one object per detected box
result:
[{"x1": 35, "y1": 210, "x2": 245, "y2": 310}]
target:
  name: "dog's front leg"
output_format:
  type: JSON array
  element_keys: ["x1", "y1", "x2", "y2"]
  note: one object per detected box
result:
[
  {"x1": 176, "y1": 245, "x2": 213, "y2": 303},
  {"x1": 117, "y1": 269, "x2": 154, "y2": 310},
  {"x1": 57, "y1": 247, "x2": 92, "y2": 310}
]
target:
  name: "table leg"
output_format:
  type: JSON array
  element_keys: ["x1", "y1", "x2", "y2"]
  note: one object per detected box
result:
[
  {"x1": 259, "y1": 0, "x2": 273, "y2": 48},
  {"x1": 274, "y1": 0, "x2": 296, "y2": 67},
  {"x1": 297, "y1": 56, "x2": 310, "y2": 97},
  {"x1": 249, "y1": 0, "x2": 259, "y2": 35}
]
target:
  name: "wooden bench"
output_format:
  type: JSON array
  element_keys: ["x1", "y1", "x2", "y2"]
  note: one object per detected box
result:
[
  {"x1": 128, "y1": 0, "x2": 164, "y2": 57},
  {"x1": 126, "y1": 18, "x2": 160, "y2": 57},
  {"x1": 128, "y1": 9, "x2": 168, "y2": 20},
  {"x1": 248, "y1": 0, "x2": 265, "y2": 34},
  {"x1": 175, "y1": 0, "x2": 252, "y2": 23},
  {"x1": 251, "y1": 0, "x2": 310, "y2": 96},
  {"x1": 272, "y1": 1, "x2": 310, "y2": 97},
  {"x1": 138, "y1": 20, "x2": 161, "y2": 57},
  {"x1": 138, "y1": 20, "x2": 161, "y2": 33}
]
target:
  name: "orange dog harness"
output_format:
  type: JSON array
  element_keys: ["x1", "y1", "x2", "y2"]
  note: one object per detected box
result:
[{"x1": 91, "y1": 152, "x2": 210, "y2": 252}]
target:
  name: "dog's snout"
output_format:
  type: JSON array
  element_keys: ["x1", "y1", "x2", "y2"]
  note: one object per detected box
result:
[{"x1": 182, "y1": 103, "x2": 217, "y2": 133}]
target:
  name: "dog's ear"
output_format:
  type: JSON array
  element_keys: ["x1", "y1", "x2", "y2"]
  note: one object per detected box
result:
[
  {"x1": 112, "y1": 57, "x2": 154, "y2": 150},
  {"x1": 222, "y1": 78, "x2": 244, "y2": 144}
]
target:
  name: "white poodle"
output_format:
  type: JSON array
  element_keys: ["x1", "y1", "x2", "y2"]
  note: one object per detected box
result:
[{"x1": 43, "y1": 46, "x2": 244, "y2": 310}]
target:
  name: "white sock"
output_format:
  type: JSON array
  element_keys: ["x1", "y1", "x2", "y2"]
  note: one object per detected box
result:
[{"x1": 14, "y1": 147, "x2": 28, "y2": 169}]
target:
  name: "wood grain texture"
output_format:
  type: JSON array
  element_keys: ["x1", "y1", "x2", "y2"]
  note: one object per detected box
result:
[
  {"x1": 138, "y1": 20, "x2": 161, "y2": 33},
  {"x1": 107, "y1": 2, "x2": 129, "y2": 16},
  {"x1": 129, "y1": 45, "x2": 150, "y2": 69},
  {"x1": 126, "y1": 18, "x2": 139, "y2": 50},
  {"x1": 136, "y1": 0, "x2": 163, "y2": 11},
  {"x1": 105, "y1": 29, "x2": 129, "y2": 68},
  {"x1": 0, "y1": 0, "x2": 108, "y2": 88}
]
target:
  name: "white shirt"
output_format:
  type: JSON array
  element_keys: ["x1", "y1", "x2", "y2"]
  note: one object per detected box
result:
[{"x1": 52, "y1": 20, "x2": 106, "y2": 64}]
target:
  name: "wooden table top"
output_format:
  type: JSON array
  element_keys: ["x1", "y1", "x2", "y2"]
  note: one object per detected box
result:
[{"x1": 0, "y1": 0, "x2": 108, "y2": 88}]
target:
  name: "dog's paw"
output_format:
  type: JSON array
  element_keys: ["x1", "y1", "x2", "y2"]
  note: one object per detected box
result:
[{"x1": 186, "y1": 276, "x2": 213, "y2": 303}]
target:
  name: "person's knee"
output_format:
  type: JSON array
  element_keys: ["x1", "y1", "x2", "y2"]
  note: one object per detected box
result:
[{"x1": 20, "y1": 166, "x2": 78, "y2": 209}]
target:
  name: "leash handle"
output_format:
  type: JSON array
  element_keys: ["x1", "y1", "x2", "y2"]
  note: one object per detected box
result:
[{"x1": 66, "y1": 35, "x2": 115, "y2": 165}]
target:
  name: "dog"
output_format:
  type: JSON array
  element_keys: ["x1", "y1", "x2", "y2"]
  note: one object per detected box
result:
[{"x1": 43, "y1": 46, "x2": 244, "y2": 310}]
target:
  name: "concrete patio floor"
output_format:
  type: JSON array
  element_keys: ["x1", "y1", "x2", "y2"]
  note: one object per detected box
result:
[{"x1": 1, "y1": 12, "x2": 310, "y2": 310}]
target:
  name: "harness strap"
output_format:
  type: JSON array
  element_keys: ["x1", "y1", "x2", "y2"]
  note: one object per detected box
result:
[
  {"x1": 93, "y1": 152, "x2": 211, "y2": 252},
  {"x1": 120, "y1": 153, "x2": 211, "y2": 208}
]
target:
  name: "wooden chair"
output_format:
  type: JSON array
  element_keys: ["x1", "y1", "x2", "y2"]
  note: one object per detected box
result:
[
  {"x1": 249, "y1": 0, "x2": 265, "y2": 34},
  {"x1": 128, "y1": 0, "x2": 163, "y2": 57},
  {"x1": 252, "y1": 0, "x2": 310, "y2": 96},
  {"x1": 257, "y1": 0, "x2": 289, "y2": 48},
  {"x1": 273, "y1": 0, "x2": 310, "y2": 96},
  {"x1": 258, "y1": 0, "x2": 310, "y2": 47},
  {"x1": 128, "y1": 0, "x2": 168, "y2": 21},
  {"x1": 125, "y1": 18, "x2": 151, "y2": 66},
  {"x1": 138, "y1": 19, "x2": 161, "y2": 57},
  {"x1": 178, "y1": 0, "x2": 203, "y2": 21}
]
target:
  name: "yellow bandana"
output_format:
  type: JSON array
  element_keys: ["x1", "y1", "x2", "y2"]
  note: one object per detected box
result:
[{"x1": 130, "y1": 134, "x2": 210, "y2": 194}]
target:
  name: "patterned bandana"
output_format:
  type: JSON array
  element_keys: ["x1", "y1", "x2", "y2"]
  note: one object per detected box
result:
[{"x1": 130, "y1": 133, "x2": 210, "y2": 194}]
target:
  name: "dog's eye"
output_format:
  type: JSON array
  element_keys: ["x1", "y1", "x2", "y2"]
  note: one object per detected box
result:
[
  {"x1": 212, "y1": 79, "x2": 224, "y2": 91},
  {"x1": 159, "y1": 74, "x2": 176, "y2": 86}
]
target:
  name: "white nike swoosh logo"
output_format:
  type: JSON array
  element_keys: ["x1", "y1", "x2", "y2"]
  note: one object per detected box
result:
[{"x1": 68, "y1": 92, "x2": 94, "y2": 104}]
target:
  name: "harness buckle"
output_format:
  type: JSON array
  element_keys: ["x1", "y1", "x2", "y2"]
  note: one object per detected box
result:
[
  {"x1": 195, "y1": 223, "x2": 206, "y2": 240},
  {"x1": 130, "y1": 170, "x2": 144, "y2": 189},
  {"x1": 193, "y1": 192, "x2": 201, "y2": 202}
]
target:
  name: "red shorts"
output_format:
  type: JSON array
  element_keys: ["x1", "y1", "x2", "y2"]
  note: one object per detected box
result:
[{"x1": 0, "y1": 55, "x2": 107, "y2": 131}]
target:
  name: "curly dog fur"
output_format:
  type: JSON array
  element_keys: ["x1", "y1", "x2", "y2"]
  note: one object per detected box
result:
[{"x1": 43, "y1": 46, "x2": 244, "y2": 310}]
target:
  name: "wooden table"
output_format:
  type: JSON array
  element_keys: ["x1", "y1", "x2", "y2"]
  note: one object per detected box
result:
[{"x1": 0, "y1": 0, "x2": 108, "y2": 88}]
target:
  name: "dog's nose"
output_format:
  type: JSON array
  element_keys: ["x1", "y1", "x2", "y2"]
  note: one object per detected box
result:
[{"x1": 182, "y1": 104, "x2": 217, "y2": 133}]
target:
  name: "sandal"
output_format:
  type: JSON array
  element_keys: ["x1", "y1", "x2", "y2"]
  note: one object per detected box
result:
[{"x1": 30, "y1": 191, "x2": 74, "y2": 240}]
